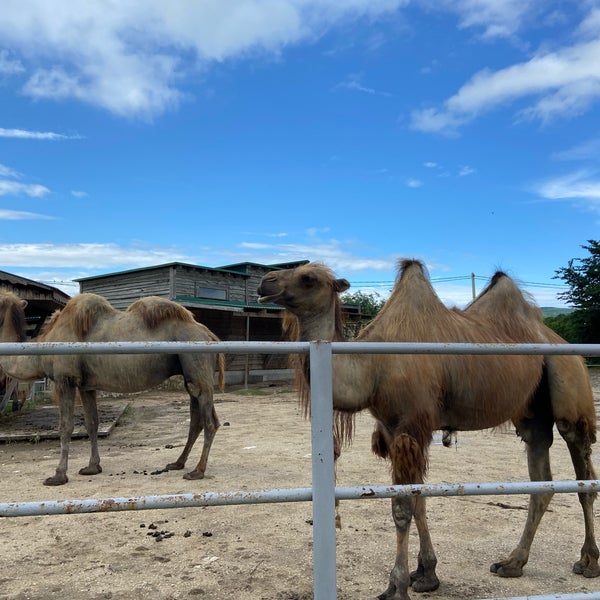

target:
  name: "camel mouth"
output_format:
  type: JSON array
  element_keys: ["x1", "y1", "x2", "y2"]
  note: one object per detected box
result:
[{"x1": 257, "y1": 293, "x2": 282, "y2": 305}]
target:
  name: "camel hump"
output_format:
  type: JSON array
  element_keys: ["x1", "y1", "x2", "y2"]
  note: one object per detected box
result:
[
  {"x1": 46, "y1": 293, "x2": 116, "y2": 339},
  {"x1": 398, "y1": 258, "x2": 426, "y2": 272},
  {"x1": 126, "y1": 296, "x2": 196, "y2": 329},
  {"x1": 471, "y1": 271, "x2": 544, "y2": 322}
]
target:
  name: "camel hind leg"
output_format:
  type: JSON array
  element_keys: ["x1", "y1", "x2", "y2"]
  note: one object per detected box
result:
[
  {"x1": 78, "y1": 389, "x2": 102, "y2": 476},
  {"x1": 165, "y1": 375, "x2": 220, "y2": 480},
  {"x1": 556, "y1": 417, "x2": 600, "y2": 577},
  {"x1": 491, "y1": 392, "x2": 555, "y2": 578},
  {"x1": 547, "y1": 354, "x2": 599, "y2": 577}
]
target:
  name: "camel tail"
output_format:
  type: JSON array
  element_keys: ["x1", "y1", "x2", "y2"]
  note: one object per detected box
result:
[{"x1": 217, "y1": 353, "x2": 225, "y2": 392}]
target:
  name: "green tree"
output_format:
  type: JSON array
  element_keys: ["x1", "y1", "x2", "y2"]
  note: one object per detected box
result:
[
  {"x1": 341, "y1": 290, "x2": 385, "y2": 338},
  {"x1": 341, "y1": 290, "x2": 385, "y2": 317},
  {"x1": 553, "y1": 240, "x2": 600, "y2": 345},
  {"x1": 543, "y1": 313, "x2": 579, "y2": 343}
]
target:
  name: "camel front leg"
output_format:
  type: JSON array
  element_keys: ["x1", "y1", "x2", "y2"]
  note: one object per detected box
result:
[
  {"x1": 78, "y1": 389, "x2": 102, "y2": 476},
  {"x1": 378, "y1": 432, "x2": 429, "y2": 600},
  {"x1": 378, "y1": 495, "x2": 416, "y2": 600},
  {"x1": 409, "y1": 496, "x2": 439, "y2": 592},
  {"x1": 44, "y1": 380, "x2": 77, "y2": 486}
]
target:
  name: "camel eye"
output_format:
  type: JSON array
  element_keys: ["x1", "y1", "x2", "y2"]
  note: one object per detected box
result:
[{"x1": 300, "y1": 274, "x2": 316, "y2": 287}]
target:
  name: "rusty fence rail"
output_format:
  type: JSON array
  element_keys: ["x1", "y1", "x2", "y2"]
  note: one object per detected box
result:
[{"x1": 1, "y1": 340, "x2": 600, "y2": 600}]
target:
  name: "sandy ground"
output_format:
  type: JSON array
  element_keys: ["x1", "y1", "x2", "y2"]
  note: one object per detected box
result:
[{"x1": 0, "y1": 373, "x2": 600, "y2": 600}]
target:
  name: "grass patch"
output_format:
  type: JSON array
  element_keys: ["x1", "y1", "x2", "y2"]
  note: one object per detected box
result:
[{"x1": 232, "y1": 388, "x2": 277, "y2": 396}]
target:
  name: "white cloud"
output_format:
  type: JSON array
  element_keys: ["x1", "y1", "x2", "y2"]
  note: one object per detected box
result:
[
  {"x1": 425, "y1": 0, "x2": 541, "y2": 40},
  {"x1": 458, "y1": 165, "x2": 475, "y2": 176},
  {"x1": 0, "y1": 127, "x2": 81, "y2": 140},
  {"x1": 578, "y1": 7, "x2": 600, "y2": 39},
  {"x1": 334, "y1": 73, "x2": 392, "y2": 96},
  {"x1": 0, "y1": 180, "x2": 50, "y2": 197},
  {"x1": 406, "y1": 178, "x2": 423, "y2": 188},
  {"x1": 552, "y1": 137, "x2": 600, "y2": 162},
  {"x1": 0, "y1": 163, "x2": 21, "y2": 178},
  {"x1": 411, "y1": 37, "x2": 600, "y2": 135},
  {"x1": 0, "y1": 0, "x2": 405, "y2": 119},
  {"x1": 0, "y1": 238, "x2": 396, "y2": 281},
  {"x1": 0, "y1": 49, "x2": 24, "y2": 74},
  {"x1": 0, "y1": 242, "x2": 192, "y2": 269},
  {"x1": 0, "y1": 209, "x2": 55, "y2": 220},
  {"x1": 535, "y1": 170, "x2": 600, "y2": 213},
  {"x1": 70, "y1": 190, "x2": 88, "y2": 198}
]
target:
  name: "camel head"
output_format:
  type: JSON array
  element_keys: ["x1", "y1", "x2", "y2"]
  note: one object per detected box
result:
[
  {"x1": 257, "y1": 262, "x2": 350, "y2": 317},
  {"x1": 0, "y1": 291, "x2": 28, "y2": 341}
]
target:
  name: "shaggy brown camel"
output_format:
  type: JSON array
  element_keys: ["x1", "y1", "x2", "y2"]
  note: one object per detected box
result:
[
  {"x1": 257, "y1": 259, "x2": 598, "y2": 600},
  {"x1": 0, "y1": 291, "x2": 224, "y2": 486}
]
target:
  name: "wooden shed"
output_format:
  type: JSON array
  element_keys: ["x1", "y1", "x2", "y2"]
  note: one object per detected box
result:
[{"x1": 75, "y1": 261, "x2": 309, "y2": 384}]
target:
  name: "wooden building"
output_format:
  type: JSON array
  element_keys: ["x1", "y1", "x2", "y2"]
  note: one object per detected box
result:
[{"x1": 75, "y1": 261, "x2": 310, "y2": 384}]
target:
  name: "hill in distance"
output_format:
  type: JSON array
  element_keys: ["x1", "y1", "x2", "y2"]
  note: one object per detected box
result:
[{"x1": 541, "y1": 307, "x2": 573, "y2": 318}]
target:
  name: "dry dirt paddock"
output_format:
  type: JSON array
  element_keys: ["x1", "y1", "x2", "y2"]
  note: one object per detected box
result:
[{"x1": 1, "y1": 374, "x2": 600, "y2": 600}]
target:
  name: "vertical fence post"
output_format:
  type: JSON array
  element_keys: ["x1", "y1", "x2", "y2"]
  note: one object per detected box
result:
[{"x1": 309, "y1": 340, "x2": 337, "y2": 600}]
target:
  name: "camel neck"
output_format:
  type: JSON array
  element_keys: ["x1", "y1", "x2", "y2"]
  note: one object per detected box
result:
[{"x1": 297, "y1": 306, "x2": 343, "y2": 342}]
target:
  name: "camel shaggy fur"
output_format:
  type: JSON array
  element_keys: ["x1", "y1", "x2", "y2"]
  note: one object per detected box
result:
[
  {"x1": 258, "y1": 259, "x2": 598, "y2": 600},
  {"x1": 0, "y1": 291, "x2": 224, "y2": 486}
]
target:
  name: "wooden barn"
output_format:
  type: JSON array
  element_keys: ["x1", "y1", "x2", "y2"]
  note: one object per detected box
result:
[{"x1": 75, "y1": 261, "x2": 311, "y2": 384}]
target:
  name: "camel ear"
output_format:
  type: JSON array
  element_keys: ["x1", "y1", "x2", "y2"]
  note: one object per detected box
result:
[
  {"x1": 20, "y1": 299, "x2": 28, "y2": 309},
  {"x1": 335, "y1": 278, "x2": 351, "y2": 293}
]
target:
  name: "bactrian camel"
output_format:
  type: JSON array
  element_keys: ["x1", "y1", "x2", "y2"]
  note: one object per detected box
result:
[
  {"x1": 0, "y1": 291, "x2": 224, "y2": 486},
  {"x1": 257, "y1": 259, "x2": 598, "y2": 600}
]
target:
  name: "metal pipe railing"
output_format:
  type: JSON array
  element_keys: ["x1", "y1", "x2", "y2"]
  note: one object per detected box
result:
[
  {"x1": 1, "y1": 339, "x2": 599, "y2": 600},
  {"x1": 1, "y1": 480, "x2": 598, "y2": 518}
]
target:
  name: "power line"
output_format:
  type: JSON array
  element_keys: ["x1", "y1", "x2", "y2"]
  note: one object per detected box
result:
[{"x1": 348, "y1": 275, "x2": 568, "y2": 292}]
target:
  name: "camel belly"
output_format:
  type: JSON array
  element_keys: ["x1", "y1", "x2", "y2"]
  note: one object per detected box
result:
[
  {"x1": 439, "y1": 355, "x2": 542, "y2": 431},
  {"x1": 78, "y1": 354, "x2": 181, "y2": 393}
]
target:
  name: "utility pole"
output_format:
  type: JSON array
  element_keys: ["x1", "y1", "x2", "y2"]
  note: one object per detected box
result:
[{"x1": 471, "y1": 273, "x2": 476, "y2": 299}]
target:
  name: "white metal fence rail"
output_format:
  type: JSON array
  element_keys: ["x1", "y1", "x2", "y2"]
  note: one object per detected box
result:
[{"x1": 1, "y1": 340, "x2": 600, "y2": 600}]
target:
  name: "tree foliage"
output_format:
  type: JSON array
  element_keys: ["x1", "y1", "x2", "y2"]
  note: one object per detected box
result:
[
  {"x1": 552, "y1": 240, "x2": 600, "y2": 345},
  {"x1": 341, "y1": 290, "x2": 385, "y2": 317}
]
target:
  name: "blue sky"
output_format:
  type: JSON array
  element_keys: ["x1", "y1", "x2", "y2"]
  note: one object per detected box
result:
[{"x1": 1, "y1": 1, "x2": 599, "y2": 307}]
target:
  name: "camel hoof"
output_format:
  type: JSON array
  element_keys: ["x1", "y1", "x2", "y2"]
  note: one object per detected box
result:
[
  {"x1": 44, "y1": 475, "x2": 68, "y2": 486},
  {"x1": 165, "y1": 462, "x2": 184, "y2": 471},
  {"x1": 490, "y1": 561, "x2": 524, "y2": 578},
  {"x1": 411, "y1": 576, "x2": 440, "y2": 593},
  {"x1": 79, "y1": 465, "x2": 102, "y2": 476},
  {"x1": 183, "y1": 470, "x2": 205, "y2": 480},
  {"x1": 376, "y1": 589, "x2": 409, "y2": 600},
  {"x1": 573, "y1": 559, "x2": 600, "y2": 578}
]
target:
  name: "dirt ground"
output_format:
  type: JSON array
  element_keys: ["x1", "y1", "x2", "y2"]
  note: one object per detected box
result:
[{"x1": 1, "y1": 373, "x2": 600, "y2": 600}]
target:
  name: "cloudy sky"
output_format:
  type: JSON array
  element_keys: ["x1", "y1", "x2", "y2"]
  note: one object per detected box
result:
[{"x1": 1, "y1": 0, "x2": 599, "y2": 306}]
